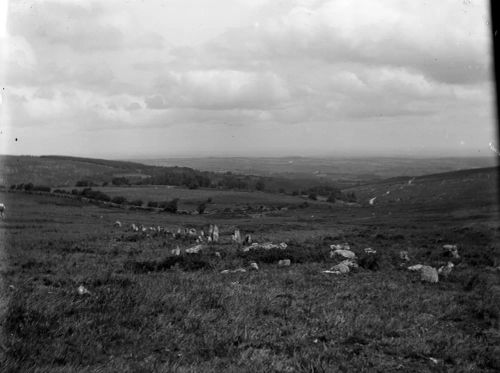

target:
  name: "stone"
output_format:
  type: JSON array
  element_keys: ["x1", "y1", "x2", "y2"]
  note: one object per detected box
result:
[{"x1": 278, "y1": 259, "x2": 291, "y2": 267}]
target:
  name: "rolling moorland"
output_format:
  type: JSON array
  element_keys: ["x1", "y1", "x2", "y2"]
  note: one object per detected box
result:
[
  {"x1": 0, "y1": 155, "x2": 339, "y2": 194},
  {"x1": 138, "y1": 156, "x2": 498, "y2": 188},
  {"x1": 0, "y1": 156, "x2": 499, "y2": 372}
]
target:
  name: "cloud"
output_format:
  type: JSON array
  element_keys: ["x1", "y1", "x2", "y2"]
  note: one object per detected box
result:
[
  {"x1": 3, "y1": 0, "x2": 495, "y2": 157},
  {"x1": 206, "y1": 0, "x2": 491, "y2": 85},
  {"x1": 126, "y1": 102, "x2": 142, "y2": 111},
  {"x1": 9, "y1": 2, "x2": 124, "y2": 51},
  {"x1": 145, "y1": 95, "x2": 167, "y2": 110},
  {"x1": 151, "y1": 69, "x2": 290, "y2": 110}
]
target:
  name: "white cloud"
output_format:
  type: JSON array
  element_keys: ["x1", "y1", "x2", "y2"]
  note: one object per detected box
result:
[
  {"x1": 150, "y1": 70, "x2": 290, "y2": 110},
  {"x1": 3, "y1": 0, "x2": 495, "y2": 157}
]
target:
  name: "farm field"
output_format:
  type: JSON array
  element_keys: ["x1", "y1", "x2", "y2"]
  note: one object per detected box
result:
[
  {"x1": 140, "y1": 156, "x2": 497, "y2": 181},
  {"x1": 66, "y1": 186, "x2": 316, "y2": 212},
  {"x1": 1, "y1": 166, "x2": 500, "y2": 372}
]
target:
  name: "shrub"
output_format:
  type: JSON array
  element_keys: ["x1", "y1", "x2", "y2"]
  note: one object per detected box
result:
[
  {"x1": 33, "y1": 185, "x2": 51, "y2": 192},
  {"x1": 197, "y1": 202, "x2": 207, "y2": 214},
  {"x1": 81, "y1": 189, "x2": 111, "y2": 202},
  {"x1": 111, "y1": 196, "x2": 127, "y2": 205},
  {"x1": 112, "y1": 177, "x2": 129, "y2": 186},
  {"x1": 129, "y1": 199, "x2": 143, "y2": 207},
  {"x1": 164, "y1": 198, "x2": 179, "y2": 213},
  {"x1": 81, "y1": 187, "x2": 92, "y2": 196},
  {"x1": 255, "y1": 180, "x2": 265, "y2": 191},
  {"x1": 71, "y1": 189, "x2": 79, "y2": 195},
  {"x1": 75, "y1": 180, "x2": 95, "y2": 187},
  {"x1": 346, "y1": 192, "x2": 357, "y2": 202},
  {"x1": 327, "y1": 194, "x2": 336, "y2": 203},
  {"x1": 94, "y1": 191, "x2": 111, "y2": 202},
  {"x1": 147, "y1": 201, "x2": 159, "y2": 208},
  {"x1": 358, "y1": 253, "x2": 381, "y2": 271},
  {"x1": 24, "y1": 183, "x2": 34, "y2": 191},
  {"x1": 308, "y1": 193, "x2": 317, "y2": 201}
]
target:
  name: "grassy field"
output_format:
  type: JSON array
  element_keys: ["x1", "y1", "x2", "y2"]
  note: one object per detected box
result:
[
  {"x1": 347, "y1": 166, "x2": 499, "y2": 209},
  {"x1": 1, "y1": 171, "x2": 500, "y2": 372}
]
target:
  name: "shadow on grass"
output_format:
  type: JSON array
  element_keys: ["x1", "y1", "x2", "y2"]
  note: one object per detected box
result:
[{"x1": 125, "y1": 254, "x2": 214, "y2": 273}]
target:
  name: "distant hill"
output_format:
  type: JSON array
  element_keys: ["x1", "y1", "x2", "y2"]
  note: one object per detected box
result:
[
  {"x1": 136, "y1": 156, "x2": 498, "y2": 186},
  {"x1": 0, "y1": 155, "x2": 162, "y2": 187},
  {"x1": 344, "y1": 165, "x2": 499, "y2": 210},
  {"x1": 0, "y1": 155, "x2": 337, "y2": 193}
]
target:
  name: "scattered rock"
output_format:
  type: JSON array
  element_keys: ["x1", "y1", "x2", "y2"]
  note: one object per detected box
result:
[
  {"x1": 323, "y1": 260, "x2": 358, "y2": 275},
  {"x1": 114, "y1": 221, "x2": 122, "y2": 228},
  {"x1": 186, "y1": 244, "x2": 203, "y2": 254},
  {"x1": 429, "y1": 357, "x2": 439, "y2": 364},
  {"x1": 364, "y1": 247, "x2": 376, "y2": 254},
  {"x1": 221, "y1": 268, "x2": 247, "y2": 274},
  {"x1": 438, "y1": 262, "x2": 454, "y2": 278},
  {"x1": 408, "y1": 264, "x2": 439, "y2": 283},
  {"x1": 208, "y1": 224, "x2": 219, "y2": 243},
  {"x1": 408, "y1": 264, "x2": 424, "y2": 271},
  {"x1": 443, "y1": 244, "x2": 460, "y2": 259},
  {"x1": 278, "y1": 259, "x2": 291, "y2": 267},
  {"x1": 400, "y1": 251, "x2": 410, "y2": 261},
  {"x1": 324, "y1": 263, "x2": 349, "y2": 275},
  {"x1": 420, "y1": 266, "x2": 439, "y2": 283},
  {"x1": 243, "y1": 242, "x2": 287, "y2": 252},
  {"x1": 330, "y1": 248, "x2": 356, "y2": 260},
  {"x1": 232, "y1": 229, "x2": 242, "y2": 244},
  {"x1": 249, "y1": 262, "x2": 259, "y2": 271},
  {"x1": 330, "y1": 243, "x2": 351, "y2": 251},
  {"x1": 171, "y1": 246, "x2": 181, "y2": 256},
  {"x1": 77, "y1": 285, "x2": 90, "y2": 295}
]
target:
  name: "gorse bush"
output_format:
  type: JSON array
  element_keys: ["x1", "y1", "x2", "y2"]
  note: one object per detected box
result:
[
  {"x1": 111, "y1": 196, "x2": 127, "y2": 205},
  {"x1": 75, "y1": 180, "x2": 96, "y2": 187},
  {"x1": 32, "y1": 185, "x2": 51, "y2": 192},
  {"x1": 163, "y1": 198, "x2": 179, "y2": 213},
  {"x1": 197, "y1": 202, "x2": 207, "y2": 214},
  {"x1": 129, "y1": 199, "x2": 143, "y2": 207},
  {"x1": 77, "y1": 188, "x2": 111, "y2": 202}
]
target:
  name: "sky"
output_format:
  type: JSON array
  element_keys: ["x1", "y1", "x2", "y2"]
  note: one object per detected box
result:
[{"x1": 0, "y1": 0, "x2": 497, "y2": 158}]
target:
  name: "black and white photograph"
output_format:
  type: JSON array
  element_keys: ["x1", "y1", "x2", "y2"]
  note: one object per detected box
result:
[{"x1": 0, "y1": 0, "x2": 499, "y2": 371}]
